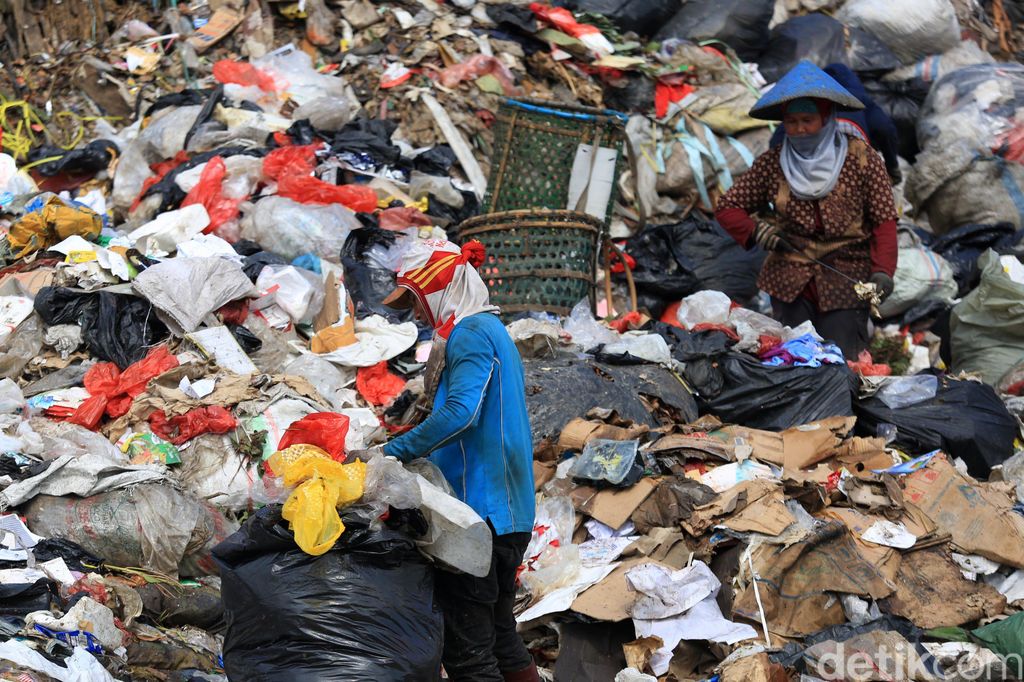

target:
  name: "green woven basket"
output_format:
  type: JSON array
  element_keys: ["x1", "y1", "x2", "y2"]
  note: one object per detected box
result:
[
  {"x1": 459, "y1": 209, "x2": 605, "y2": 316},
  {"x1": 485, "y1": 98, "x2": 627, "y2": 217}
]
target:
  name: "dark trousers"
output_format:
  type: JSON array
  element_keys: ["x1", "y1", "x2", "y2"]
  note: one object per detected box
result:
[
  {"x1": 434, "y1": 530, "x2": 533, "y2": 681},
  {"x1": 772, "y1": 297, "x2": 869, "y2": 359}
]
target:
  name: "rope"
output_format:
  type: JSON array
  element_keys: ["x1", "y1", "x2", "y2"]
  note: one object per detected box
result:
[{"x1": 0, "y1": 94, "x2": 121, "y2": 160}]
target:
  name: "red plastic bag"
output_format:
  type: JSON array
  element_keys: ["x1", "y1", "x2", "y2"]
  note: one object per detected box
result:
[
  {"x1": 68, "y1": 346, "x2": 179, "y2": 429},
  {"x1": 377, "y1": 206, "x2": 433, "y2": 231},
  {"x1": 529, "y1": 3, "x2": 602, "y2": 39},
  {"x1": 436, "y1": 55, "x2": 518, "y2": 95},
  {"x1": 262, "y1": 144, "x2": 318, "y2": 181},
  {"x1": 181, "y1": 156, "x2": 246, "y2": 232},
  {"x1": 212, "y1": 60, "x2": 277, "y2": 92},
  {"x1": 276, "y1": 174, "x2": 378, "y2": 212},
  {"x1": 277, "y1": 412, "x2": 351, "y2": 461},
  {"x1": 847, "y1": 350, "x2": 892, "y2": 377},
  {"x1": 130, "y1": 151, "x2": 190, "y2": 213},
  {"x1": 356, "y1": 362, "x2": 407, "y2": 407},
  {"x1": 149, "y1": 406, "x2": 237, "y2": 446}
]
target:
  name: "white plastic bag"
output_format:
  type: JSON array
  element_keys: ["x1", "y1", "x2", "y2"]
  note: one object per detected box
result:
[
  {"x1": 129, "y1": 204, "x2": 211, "y2": 255},
  {"x1": 254, "y1": 265, "x2": 325, "y2": 324},
  {"x1": 564, "y1": 299, "x2": 619, "y2": 350},
  {"x1": 877, "y1": 245, "x2": 958, "y2": 318},
  {"x1": 838, "y1": 0, "x2": 960, "y2": 65},
  {"x1": 240, "y1": 196, "x2": 359, "y2": 263},
  {"x1": 676, "y1": 290, "x2": 732, "y2": 330}
]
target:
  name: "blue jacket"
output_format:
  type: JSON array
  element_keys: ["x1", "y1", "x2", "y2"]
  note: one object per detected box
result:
[
  {"x1": 769, "y1": 63, "x2": 901, "y2": 177},
  {"x1": 383, "y1": 313, "x2": 535, "y2": 536}
]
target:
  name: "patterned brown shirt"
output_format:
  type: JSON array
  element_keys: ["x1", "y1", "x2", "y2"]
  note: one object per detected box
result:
[{"x1": 717, "y1": 137, "x2": 898, "y2": 311}]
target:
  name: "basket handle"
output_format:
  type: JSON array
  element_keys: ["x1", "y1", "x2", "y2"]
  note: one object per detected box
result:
[
  {"x1": 573, "y1": 127, "x2": 605, "y2": 214},
  {"x1": 603, "y1": 238, "x2": 638, "y2": 316},
  {"x1": 623, "y1": 133, "x2": 647, "y2": 231}
]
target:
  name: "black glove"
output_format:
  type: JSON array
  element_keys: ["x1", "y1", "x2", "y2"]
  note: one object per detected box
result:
[
  {"x1": 753, "y1": 222, "x2": 784, "y2": 252},
  {"x1": 870, "y1": 272, "x2": 895, "y2": 301}
]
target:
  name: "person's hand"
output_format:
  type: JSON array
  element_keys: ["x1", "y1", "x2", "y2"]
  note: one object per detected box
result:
[
  {"x1": 348, "y1": 445, "x2": 385, "y2": 462},
  {"x1": 869, "y1": 272, "x2": 895, "y2": 301},
  {"x1": 888, "y1": 166, "x2": 903, "y2": 186},
  {"x1": 753, "y1": 222, "x2": 784, "y2": 252}
]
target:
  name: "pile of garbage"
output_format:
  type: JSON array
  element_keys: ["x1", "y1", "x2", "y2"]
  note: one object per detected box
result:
[{"x1": 0, "y1": 0, "x2": 1022, "y2": 679}]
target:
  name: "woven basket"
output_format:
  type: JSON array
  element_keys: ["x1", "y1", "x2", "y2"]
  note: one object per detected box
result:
[
  {"x1": 485, "y1": 98, "x2": 627, "y2": 217},
  {"x1": 459, "y1": 209, "x2": 604, "y2": 316}
]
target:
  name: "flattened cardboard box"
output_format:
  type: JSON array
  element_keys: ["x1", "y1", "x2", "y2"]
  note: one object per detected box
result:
[{"x1": 903, "y1": 455, "x2": 1024, "y2": 568}]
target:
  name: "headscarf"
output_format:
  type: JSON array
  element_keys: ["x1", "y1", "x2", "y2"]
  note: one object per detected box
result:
[
  {"x1": 392, "y1": 238, "x2": 498, "y2": 339},
  {"x1": 779, "y1": 98, "x2": 849, "y2": 201},
  {"x1": 390, "y1": 239, "x2": 499, "y2": 425}
]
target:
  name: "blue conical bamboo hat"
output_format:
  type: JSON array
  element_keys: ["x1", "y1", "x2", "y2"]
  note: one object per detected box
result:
[{"x1": 750, "y1": 61, "x2": 865, "y2": 121}]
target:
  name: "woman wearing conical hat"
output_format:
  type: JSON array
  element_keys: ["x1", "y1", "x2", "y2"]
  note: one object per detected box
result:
[{"x1": 716, "y1": 61, "x2": 899, "y2": 358}]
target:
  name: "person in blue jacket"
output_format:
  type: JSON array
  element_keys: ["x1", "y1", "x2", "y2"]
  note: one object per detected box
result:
[
  {"x1": 372, "y1": 238, "x2": 538, "y2": 682},
  {"x1": 769, "y1": 63, "x2": 903, "y2": 184}
]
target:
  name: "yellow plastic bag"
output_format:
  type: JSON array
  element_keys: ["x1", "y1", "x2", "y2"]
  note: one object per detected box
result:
[
  {"x1": 268, "y1": 445, "x2": 366, "y2": 555},
  {"x1": 7, "y1": 195, "x2": 102, "y2": 258}
]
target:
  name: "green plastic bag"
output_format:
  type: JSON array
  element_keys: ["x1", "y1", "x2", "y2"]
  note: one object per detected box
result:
[{"x1": 950, "y1": 249, "x2": 1024, "y2": 386}]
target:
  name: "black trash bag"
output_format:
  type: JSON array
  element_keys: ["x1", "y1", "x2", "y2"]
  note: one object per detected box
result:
[
  {"x1": 34, "y1": 288, "x2": 170, "y2": 369},
  {"x1": 342, "y1": 257, "x2": 405, "y2": 321},
  {"x1": 862, "y1": 78, "x2": 927, "y2": 162},
  {"x1": 331, "y1": 119, "x2": 401, "y2": 166},
  {"x1": 772, "y1": 615, "x2": 936, "y2": 674},
  {"x1": 554, "y1": 0, "x2": 678, "y2": 37},
  {"x1": 413, "y1": 145, "x2": 457, "y2": 175},
  {"x1": 232, "y1": 239, "x2": 263, "y2": 257},
  {"x1": 0, "y1": 579, "x2": 54, "y2": 617},
  {"x1": 523, "y1": 355, "x2": 698, "y2": 445},
  {"x1": 854, "y1": 374, "x2": 1017, "y2": 479},
  {"x1": 928, "y1": 222, "x2": 1023, "y2": 297},
  {"x1": 285, "y1": 118, "x2": 318, "y2": 146},
  {"x1": 29, "y1": 140, "x2": 119, "y2": 177},
  {"x1": 847, "y1": 27, "x2": 902, "y2": 77},
  {"x1": 143, "y1": 89, "x2": 209, "y2": 118},
  {"x1": 656, "y1": 325, "x2": 738, "y2": 400},
  {"x1": 655, "y1": 0, "x2": 774, "y2": 62},
  {"x1": 214, "y1": 506, "x2": 442, "y2": 682},
  {"x1": 242, "y1": 251, "x2": 289, "y2": 282},
  {"x1": 685, "y1": 352, "x2": 855, "y2": 431},
  {"x1": 616, "y1": 214, "x2": 765, "y2": 310},
  {"x1": 601, "y1": 73, "x2": 656, "y2": 115},
  {"x1": 756, "y1": 14, "x2": 847, "y2": 85},
  {"x1": 228, "y1": 324, "x2": 263, "y2": 353}
]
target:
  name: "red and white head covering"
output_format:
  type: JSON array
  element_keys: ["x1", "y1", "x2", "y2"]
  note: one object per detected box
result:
[{"x1": 382, "y1": 238, "x2": 498, "y2": 339}]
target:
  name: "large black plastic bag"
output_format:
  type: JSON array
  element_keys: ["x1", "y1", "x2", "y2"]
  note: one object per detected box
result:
[
  {"x1": 616, "y1": 214, "x2": 765, "y2": 316},
  {"x1": 655, "y1": 0, "x2": 774, "y2": 62},
  {"x1": 847, "y1": 27, "x2": 902, "y2": 77},
  {"x1": 214, "y1": 506, "x2": 442, "y2": 681},
  {"x1": 756, "y1": 14, "x2": 847, "y2": 85},
  {"x1": 555, "y1": 0, "x2": 678, "y2": 37},
  {"x1": 33, "y1": 287, "x2": 170, "y2": 369},
  {"x1": 854, "y1": 375, "x2": 1018, "y2": 479},
  {"x1": 685, "y1": 352, "x2": 855, "y2": 431},
  {"x1": 928, "y1": 222, "x2": 1024, "y2": 297},
  {"x1": 862, "y1": 78, "x2": 928, "y2": 162}
]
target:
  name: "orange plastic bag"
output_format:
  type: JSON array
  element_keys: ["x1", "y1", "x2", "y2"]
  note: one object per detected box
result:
[
  {"x1": 277, "y1": 412, "x2": 350, "y2": 461},
  {"x1": 181, "y1": 156, "x2": 245, "y2": 232},
  {"x1": 262, "y1": 144, "x2": 318, "y2": 181},
  {"x1": 212, "y1": 60, "x2": 277, "y2": 92},
  {"x1": 149, "y1": 405, "x2": 237, "y2": 445},
  {"x1": 356, "y1": 362, "x2": 406, "y2": 407},
  {"x1": 276, "y1": 174, "x2": 378, "y2": 212}
]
